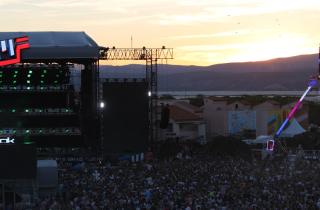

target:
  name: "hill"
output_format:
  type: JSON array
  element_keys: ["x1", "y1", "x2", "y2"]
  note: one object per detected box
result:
[{"x1": 96, "y1": 53, "x2": 318, "y2": 91}]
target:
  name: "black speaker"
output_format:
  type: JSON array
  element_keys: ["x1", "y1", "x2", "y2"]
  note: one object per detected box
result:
[
  {"x1": 0, "y1": 144, "x2": 36, "y2": 179},
  {"x1": 102, "y1": 80, "x2": 149, "y2": 154},
  {"x1": 160, "y1": 104, "x2": 170, "y2": 129}
]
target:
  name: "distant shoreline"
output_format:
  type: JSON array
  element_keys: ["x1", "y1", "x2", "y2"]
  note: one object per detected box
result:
[{"x1": 159, "y1": 91, "x2": 320, "y2": 98}]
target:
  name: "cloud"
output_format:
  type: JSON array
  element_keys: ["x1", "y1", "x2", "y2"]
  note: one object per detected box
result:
[
  {"x1": 177, "y1": 44, "x2": 245, "y2": 52},
  {"x1": 158, "y1": 0, "x2": 320, "y2": 25},
  {"x1": 168, "y1": 29, "x2": 272, "y2": 40}
]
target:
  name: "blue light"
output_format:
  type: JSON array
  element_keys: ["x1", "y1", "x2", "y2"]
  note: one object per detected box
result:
[{"x1": 308, "y1": 79, "x2": 317, "y2": 87}]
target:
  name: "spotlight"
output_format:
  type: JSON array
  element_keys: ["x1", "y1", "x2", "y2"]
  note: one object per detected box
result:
[
  {"x1": 100, "y1": 102, "x2": 105, "y2": 109},
  {"x1": 148, "y1": 91, "x2": 152, "y2": 97}
]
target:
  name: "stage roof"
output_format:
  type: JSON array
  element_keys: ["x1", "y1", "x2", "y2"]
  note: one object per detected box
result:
[{"x1": 0, "y1": 31, "x2": 100, "y2": 61}]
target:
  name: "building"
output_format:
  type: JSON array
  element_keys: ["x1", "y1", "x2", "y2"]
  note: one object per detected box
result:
[
  {"x1": 203, "y1": 97, "x2": 309, "y2": 138},
  {"x1": 158, "y1": 101, "x2": 206, "y2": 143},
  {"x1": 203, "y1": 97, "x2": 253, "y2": 136}
]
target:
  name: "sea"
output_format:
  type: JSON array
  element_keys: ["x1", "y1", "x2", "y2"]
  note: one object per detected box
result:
[{"x1": 158, "y1": 91, "x2": 320, "y2": 100}]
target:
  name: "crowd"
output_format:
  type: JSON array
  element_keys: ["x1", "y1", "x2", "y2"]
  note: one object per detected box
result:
[{"x1": 32, "y1": 142, "x2": 320, "y2": 210}]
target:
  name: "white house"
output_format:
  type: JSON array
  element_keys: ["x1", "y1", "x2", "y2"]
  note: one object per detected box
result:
[{"x1": 159, "y1": 101, "x2": 206, "y2": 144}]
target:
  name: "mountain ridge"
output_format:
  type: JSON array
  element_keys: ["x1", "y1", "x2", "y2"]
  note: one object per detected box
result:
[{"x1": 95, "y1": 53, "x2": 318, "y2": 91}]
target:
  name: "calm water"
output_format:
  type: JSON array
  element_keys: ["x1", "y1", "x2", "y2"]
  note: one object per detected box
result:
[{"x1": 159, "y1": 91, "x2": 320, "y2": 98}]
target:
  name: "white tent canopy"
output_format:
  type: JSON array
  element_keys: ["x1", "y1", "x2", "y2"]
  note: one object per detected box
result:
[
  {"x1": 242, "y1": 135, "x2": 273, "y2": 144},
  {"x1": 280, "y1": 118, "x2": 306, "y2": 138},
  {"x1": 252, "y1": 135, "x2": 273, "y2": 144}
]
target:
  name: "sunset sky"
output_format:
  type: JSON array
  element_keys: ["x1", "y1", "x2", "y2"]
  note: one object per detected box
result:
[{"x1": 1, "y1": 0, "x2": 320, "y2": 66}]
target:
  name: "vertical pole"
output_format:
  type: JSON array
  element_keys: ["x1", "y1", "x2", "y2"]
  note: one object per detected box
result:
[
  {"x1": 81, "y1": 61, "x2": 98, "y2": 148},
  {"x1": 96, "y1": 60, "x2": 101, "y2": 158},
  {"x1": 146, "y1": 59, "x2": 152, "y2": 144},
  {"x1": 13, "y1": 190, "x2": 15, "y2": 210},
  {"x1": 146, "y1": 57, "x2": 159, "y2": 144},
  {"x1": 152, "y1": 58, "x2": 158, "y2": 142},
  {"x1": 318, "y1": 44, "x2": 320, "y2": 78},
  {"x1": 2, "y1": 183, "x2": 5, "y2": 209},
  {"x1": 99, "y1": 79, "x2": 104, "y2": 158}
]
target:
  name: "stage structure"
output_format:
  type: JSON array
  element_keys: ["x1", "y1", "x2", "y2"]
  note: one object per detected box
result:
[
  {"x1": 0, "y1": 32, "x2": 173, "y2": 148},
  {"x1": 0, "y1": 32, "x2": 100, "y2": 147},
  {"x1": 0, "y1": 31, "x2": 173, "y2": 207},
  {"x1": 99, "y1": 47, "x2": 173, "y2": 142}
]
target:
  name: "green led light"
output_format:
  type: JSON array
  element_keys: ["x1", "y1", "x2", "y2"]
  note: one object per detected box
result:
[
  {"x1": 43, "y1": 70, "x2": 47, "y2": 73},
  {"x1": 24, "y1": 141, "x2": 33, "y2": 145},
  {"x1": 40, "y1": 87, "x2": 44, "y2": 90},
  {"x1": 14, "y1": 70, "x2": 18, "y2": 74},
  {"x1": 56, "y1": 74, "x2": 59, "y2": 77},
  {"x1": 0, "y1": 75, "x2": 2, "y2": 78},
  {"x1": 27, "y1": 87, "x2": 30, "y2": 90},
  {"x1": 41, "y1": 75, "x2": 44, "y2": 78},
  {"x1": 27, "y1": 81, "x2": 30, "y2": 84},
  {"x1": 25, "y1": 109, "x2": 29, "y2": 112},
  {"x1": 26, "y1": 130, "x2": 30, "y2": 133},
  {"x1": 39, "y1": 129, "x2": 43, "y2": 133},
  {"x1": 12, "y1": 109, "x2": 16, "y2": 113},
  {"x1": 27, "y1": 74, "x2": 31, "y2": 78},
  {"x1": 13, "y1": 80, "x2": 16, "y2": 84},
  {"x1": 54, "y1": 80, "x2": 58, "y2": 83},
  {"x1": 13, "y1": 74, "x2": 17, "y2": 78},
  {"x1": 28, "y1": 70, "x2": 32, "y2": 74},
  {"x1": 40, "y1": 80, "x2": 44, "y2": 84}
]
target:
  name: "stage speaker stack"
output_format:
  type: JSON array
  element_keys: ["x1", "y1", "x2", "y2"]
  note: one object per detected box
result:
[{"x1": 102, "y1": 78, "x2": 149, "y2": 154}]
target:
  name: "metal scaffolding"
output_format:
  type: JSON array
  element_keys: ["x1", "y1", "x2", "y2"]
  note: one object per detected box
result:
[{"x1": 99, "y1": 47, "x2": 173, "y2": 60}]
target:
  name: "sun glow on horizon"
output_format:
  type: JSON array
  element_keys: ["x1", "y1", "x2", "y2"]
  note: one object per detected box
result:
[
  {"x1": 1, "y1": 0, "x2": 320, "y2": 66},
  {"x1": 227, "y1": 35, "x2": 316, "y2": 64}
]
